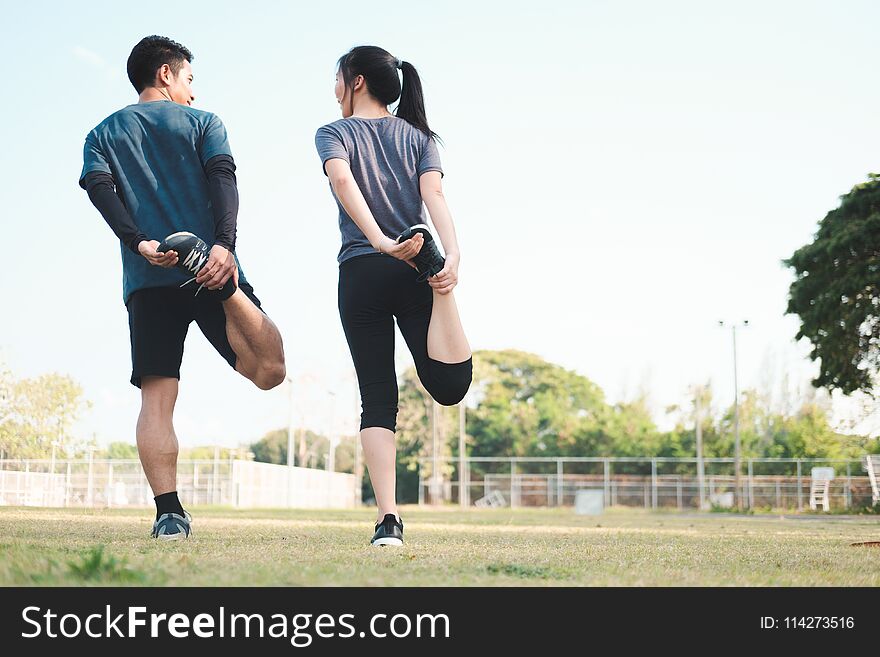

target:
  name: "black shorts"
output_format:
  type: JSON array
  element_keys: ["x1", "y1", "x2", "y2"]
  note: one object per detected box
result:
[{"x1": 125, "y1": 282, "x2": 263, "y2": 388}]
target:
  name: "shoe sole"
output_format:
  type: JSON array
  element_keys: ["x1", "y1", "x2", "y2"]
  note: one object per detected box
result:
[
  {"x1": 158, "y1": 231, "x2": 198, "y2": 253},
  {"x1": 154, "y1": 532, "x2": 190, "y2": 541},
  {"x1": 397, "y1": 223, "x2": 432, "y2": 243},
  {"x1": 164, "y1": 231, "x2": 197, "y2": 241},
  {"x1": 371, "y1": 537, "x2": 403, "y2": 547}
]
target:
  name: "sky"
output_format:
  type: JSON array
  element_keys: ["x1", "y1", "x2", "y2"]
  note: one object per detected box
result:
[{"x1": 1, "y1": 0, "x2": 879, "y2": 448}]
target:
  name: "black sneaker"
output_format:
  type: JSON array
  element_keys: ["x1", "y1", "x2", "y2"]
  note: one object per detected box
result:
[
  {"x1": 397, "y1": 224, "x2": 445, "y2": 281},
  {"x1": 371, "y1": 514, "x2": 404, "y2": 547},
  {"x1": 157, "y1": 231, "x2": 235, "y2": 299}
]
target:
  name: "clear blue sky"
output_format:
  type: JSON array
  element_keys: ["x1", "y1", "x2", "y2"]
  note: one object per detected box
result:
[{"x1": 2, "y1": 0, "x2": 879, "y2": 447}]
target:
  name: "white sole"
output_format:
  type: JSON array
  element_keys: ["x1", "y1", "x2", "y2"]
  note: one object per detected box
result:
[
  {"x1": 372, "y1": 537, "x2": 403, "y2": 547},
  {"x1": 397, "y1": 224, "x2": 431, "y2": 243},
  {"x1": 164, "y1": 231, "x2": 196, "y2": 240},
  {"x1": 155, "y1": 533, "x2": 189, "y2": 541}
]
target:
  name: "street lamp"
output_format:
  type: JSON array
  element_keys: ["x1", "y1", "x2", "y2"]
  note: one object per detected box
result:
[
  {"x1": 430, "y1": 399, "x2": 441, "y2": 504},
  {"x1": 50, "y1": 440, "x2": 61, "y2": 504},
  {"x1": 718, "y1": 319, "x2": 749, "y2": 509},
  {"x1": 458, "y1": 400, "x2": 467, "y2": 508},
  {"x1": 691, "y1": 387, "x2": 707, "y2": 510},
  {"x1": 285, "y1": 376, "x2": 295, "y2": 508}
]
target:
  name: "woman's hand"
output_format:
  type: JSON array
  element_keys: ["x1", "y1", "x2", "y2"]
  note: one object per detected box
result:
[
  {"x1": 428, "y1": 251, "x2": 460, "y2": 294},
  {"x1": 378, "y1": 234, "x2": 423, "y2": 269}
]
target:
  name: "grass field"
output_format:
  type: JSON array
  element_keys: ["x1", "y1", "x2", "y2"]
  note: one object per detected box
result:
[{"x1": 2, "y1": 506, "x2": 879, "y2": 586}]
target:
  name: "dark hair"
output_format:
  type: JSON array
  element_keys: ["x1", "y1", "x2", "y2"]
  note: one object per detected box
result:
[
  {"x1": 337, "y1": 45, "x2": 438, "y2": 140},
  {"x1": 127, "y1": 36, "x2": 193, "y2": 93}
]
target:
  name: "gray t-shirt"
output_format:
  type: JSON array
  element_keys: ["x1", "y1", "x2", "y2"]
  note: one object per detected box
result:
[{"x1": 315, "y1": 116, "x2": 443, "y2": 263}]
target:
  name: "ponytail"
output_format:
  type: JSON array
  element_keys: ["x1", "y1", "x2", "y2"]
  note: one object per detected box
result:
[
  {"x1": 336, "y1": 46, "x2": 440, "y2": 142},
  {"x1": 395, "y1": 61, "x2": 438, "y2": 141}
]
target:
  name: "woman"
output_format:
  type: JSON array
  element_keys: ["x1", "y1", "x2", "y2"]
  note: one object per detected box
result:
[{"x1": 315, "y1": 46, "x2": 472, "y2": 546}]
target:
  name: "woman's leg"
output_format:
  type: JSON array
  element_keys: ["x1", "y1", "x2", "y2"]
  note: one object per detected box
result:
[
  {"x1": 360, "y1": 427, "x2": 399, "y2": 523},
  {"x1": 426, "y1": 289, "x2": 472, "y2": 364},
  {"x1": 339, "y1": 256, "x2": 401, "y2": 523},
  {"x1": 397, "y1": 266, "x2": 473, "y2": 406}
]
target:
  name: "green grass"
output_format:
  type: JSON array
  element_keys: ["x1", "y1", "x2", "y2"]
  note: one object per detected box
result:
[{"x1": 1, "y1": 506, "x2": 879, "y2": 586}]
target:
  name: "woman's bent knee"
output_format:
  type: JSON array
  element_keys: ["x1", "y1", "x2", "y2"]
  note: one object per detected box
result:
[{"x1": 424, "y1": 357, "x2": 473, "y2": 406}]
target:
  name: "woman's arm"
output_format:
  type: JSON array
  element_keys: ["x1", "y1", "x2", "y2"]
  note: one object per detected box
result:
[
  {"x1": 324, "y1": 158, "x2": 424, "y2": 262},
  {"x1": 419, "y1": 171, "x2": 460, "y2": 294}
]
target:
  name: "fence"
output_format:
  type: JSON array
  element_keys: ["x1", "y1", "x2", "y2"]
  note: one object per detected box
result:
[
  {"x1": 0, "y1": 458, "x2": 357, "y2": 509},
  {"x1": 417, "y1": 456, "x2": 877, "y2": 511}
]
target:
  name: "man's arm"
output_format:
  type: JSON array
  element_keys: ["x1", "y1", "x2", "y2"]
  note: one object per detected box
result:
[
  {"x1": 81, "y1": 171, "x2": 147, "y2": 254},
  {"x1": 193, "y1": 154, "x2": 239, "y2": 289},
  {"x1": 204, "y1": 154, "x2": 238, "y2": 251},
  {"x1": 80, "y1": 171, "x2": 178, "y2": 268}
]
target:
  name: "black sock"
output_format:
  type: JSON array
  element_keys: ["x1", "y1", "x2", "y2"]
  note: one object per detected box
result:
[{"x1": 154, "y1": 491, "x2": 185, "y2": 520}]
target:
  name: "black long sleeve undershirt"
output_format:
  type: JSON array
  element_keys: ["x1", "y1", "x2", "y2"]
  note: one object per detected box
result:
[
  {"x1": 204, "y1": 154, "x2": 238, "y2": 252},
  {"x1": 81, "y1": 172, "x2": 147, "y2": 254},
  {"x1": 80, "y1": 153, "x2": 239, "y2": 253}
]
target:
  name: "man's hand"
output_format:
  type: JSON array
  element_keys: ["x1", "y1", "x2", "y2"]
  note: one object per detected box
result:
[
  {"x1": 138, "y1": 240, "x2": 178, "y2": 268},
  {"x1": 195, "y1": 244, "x2": 236, "y2": 289},
  {"x1": 428, "y1": 251, "x2": 460, "y2": 295},
  {"x1": 379, "y1": 234, "x2": 423, "y2": 270}
]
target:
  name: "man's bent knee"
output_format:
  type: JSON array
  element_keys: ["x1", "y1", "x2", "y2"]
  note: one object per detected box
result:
[{"x1": 252, "y1": 362, "x2": 286, "y2": 390}]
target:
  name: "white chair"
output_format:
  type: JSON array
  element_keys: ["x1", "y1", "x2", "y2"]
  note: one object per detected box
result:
[
  {"x1": 809, "y1": 467, "x2": 835, "y2": 511},
  {"x1": 864, "y1": 455, "x2": 880, "y2": 505},
  {"x1": 474, "y1": 490, "x2": 507, "y2": 508}
]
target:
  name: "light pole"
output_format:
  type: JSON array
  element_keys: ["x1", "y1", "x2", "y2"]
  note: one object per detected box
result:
[
  {"x1": 431, "y1": 401, "x2": 441, "y2": 504},
  {"x1": 285, "y1": 376, "x2": 294, "y2": 507},
  {"x1": 693, "y1": 387, "x2": 707, "y2": 510},
  {"x1": 718, "y1": 319, "x2": 749, "y2": 509},
  {"x1": 352, "y1": 370, "x2": 362, "y2": 506},
  {"x1": 458, "y1": 400, "x2": 467, "y2": 508},
  {"x1": 86, "y1": 445, "x2": 96, "y2": 507},
  {"x1": 50, "y1": 440, "x2": 61, "y2": 504},
  {"x1": 326, "y1": 391, "x2": 337, "y2": 472}
]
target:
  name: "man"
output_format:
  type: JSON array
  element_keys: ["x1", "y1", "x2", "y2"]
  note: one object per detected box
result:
[{"x1": 79, "y1": 35, "x2": 286, "y2": 540}]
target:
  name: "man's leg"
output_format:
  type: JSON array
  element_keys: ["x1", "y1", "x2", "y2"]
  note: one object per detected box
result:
[
  {"x1": 137, "y1": 376, "x2": 185, "y2": 518},
  {"x1": 127, "y1": 288, "x2": 190, "y2": 524},
  {"x1": 222, "y1": 288, "x2": 286, "y2": 390},
  {"x1": 195, "y1": 283, "x2": 286, "y2": 391}
]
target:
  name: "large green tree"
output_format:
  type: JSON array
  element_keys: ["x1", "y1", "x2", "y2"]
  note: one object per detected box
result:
[
  {"x1": 250, "y1": 428, "x2": 355, "y2": 473},
  {"x1": 467, "y1": 349, "x2": 612, "y2": 459},
  {"x1": 784, "y1": 174, "x2": 880, "y2": 396},
  {"x1": 0, "y1": 372, "x2": 89, "y2": 459}
]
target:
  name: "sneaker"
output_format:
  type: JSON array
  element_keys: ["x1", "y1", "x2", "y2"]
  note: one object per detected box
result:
[
  {"x1": 157, "y1": 231, "x2": 235, "y2": 298},
  {"x1": 158, "y1": 231, "x2": 209, "y2": 278},
  {"x1": 151, "y1": 511, "x2": 192, "y2": 541},
  {"x1": 371, "y1": 513, "x2": 404, "y2": 547},
  {"x1": 397, "y1": 224, "x2": 445, "y2": 281}
]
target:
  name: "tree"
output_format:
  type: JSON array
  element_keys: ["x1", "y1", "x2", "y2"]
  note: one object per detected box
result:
[
  {"x1": 101, "y1": 442, "x2": 139, "y2": 459},
  {"x1": 250, "y1": 428, "x2": 356, "y2": 472},
  {"x1": 784, "y1": 174, "x2": 880, "y2": 396},
  {"x1": 467, "y1": 349, "x2": 612, "y2": 460},
  {"x1": 0, "y1": 372, "x2": 90, "y2": 459}
]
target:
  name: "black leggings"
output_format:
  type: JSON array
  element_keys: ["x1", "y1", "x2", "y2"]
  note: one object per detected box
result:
[{"x1": 338, "y1": 253, "x2": 473, "y2": 432}]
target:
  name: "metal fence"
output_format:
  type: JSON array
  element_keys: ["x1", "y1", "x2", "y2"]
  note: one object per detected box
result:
[
  {"x1": 417, "y1": 457, "x2": 877, "y2": 511},
  {"x1": 0, "y1": 458, "x2": 357, "y2": 509}
]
